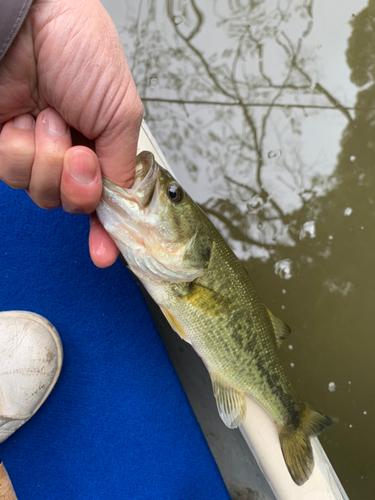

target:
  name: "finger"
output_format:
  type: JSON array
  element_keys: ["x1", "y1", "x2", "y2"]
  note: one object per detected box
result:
[
  {"x1": 95, "y1": 72, "x2": 143, "y2": 188},
  {"x1": 0, "y1": 114, "x2": 35, "y2": 189},
  {"x1": 27, "y1": 108, "x2": 71, "y2": 209},
  {"x1": 89, "y1": 213, "x2": 119, "y2": 268},
  {"x1": 90, "y1": 76, "x2": 142, "y2": 267},
  {"x1": 61, "y1": 146, "x2": 101, "y2": 214}
]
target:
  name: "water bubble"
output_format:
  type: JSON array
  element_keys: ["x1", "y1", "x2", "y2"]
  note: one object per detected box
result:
[
  {"x1": 282, "y1": 289, "x2": 287, "y2": 294},
  {"x1": 328, "y1": 235, "x2": 333, "y2": 241},
  {"x1": 317, "y1": 246, "x2": 331, "y2": 259},
  {"x1": 361, "y1": 226, "x2": 364, "y2": 230},
  {"x1": 290, "y1": 362, "x2": 295, "y2": 368},
  {"x1": 359, "y1": 173, "x2": 365, "y2": 181},
  {"x1": 328, "y1": 382, "x2": 336, "y2": 392},
  {"x1": 349, "y1": 424, "x2": 353, "y2": 428},
  {"x1": 348, "y1": 381, "x2": 352, "y2": 384},
  {"x1": 288, "y1": 345, "x2": 293, "y2": 350},
  {"x1": 350, "y1": 155, "x2": 356, "y2": 162},
  {"x1": 267, "y1": 149, "x2": 282, "y2": 159},
  {"x1": 248, "y1": 195, "x2": 263, "y2": 211},
  {"x1": 173, "y1": 15, "x2": 185, "y2": 25},
  {"x1": 299, "y1": 220, "x2": 316, "y2": 241},
  {"x1": 301, "y1": 255, "x2": 314, "y2": 266},
  {"x1": 281, "y1": 305, "x2": 286, "y2": 310},
  {"x1": 149, "y1": 75, "x2": 159, "y2": 86},
  {"x1": 344, "y1": 207, "x2": 353, "y2": 217},
  {"x1": 323, "y1": 279, "x2": 353, "y2": 297},
  {"x1": 274, "y1": 259, "x2": 294, "y2": 280},
  {"x1": 363, "y1": 411, "x2": 367, "y2": 415}
]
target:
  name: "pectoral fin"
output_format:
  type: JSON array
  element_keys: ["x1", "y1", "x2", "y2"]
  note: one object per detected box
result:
[
  {"x1": 180, "y1": 283, "x2": 233, "y2": 316},
  {"x1": 160, "y1": 306, "x2": 190, "y2": 343},
  {"x1": 210, "y1": 374, "x2": 246, "y2": 428},
  {"x1": 267, "y1": 309, "x2": 291, "y2": 347}
]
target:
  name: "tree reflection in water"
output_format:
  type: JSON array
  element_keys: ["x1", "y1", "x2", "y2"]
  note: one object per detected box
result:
[{"x1": 120, "y1": 0, "x2": 375, "y2": 497}]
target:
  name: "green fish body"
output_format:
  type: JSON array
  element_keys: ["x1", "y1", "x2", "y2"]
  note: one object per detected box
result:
[{"x1": 96, "y1": 151, "x2": 332, "y2": 486}]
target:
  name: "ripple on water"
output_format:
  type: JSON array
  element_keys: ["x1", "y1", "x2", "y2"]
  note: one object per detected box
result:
[
  {"x1": 299, "y1": 220, "x2": 316, "y2": 241},
  {"x1": 149, "y1": 75, "x2": 159, "y2": 86},
  {"x1": 247, "y1": 195, "x2": 263, "y2": 211},
  {"x1": 267, "y1": 149, "x2": 282, "y2": 159},
  {"x1": 173, "y1": 15, "x2": 184, "y2": 25},
  {"x1": 274, "y1": 259, "x2": 295, "y2": 280}
]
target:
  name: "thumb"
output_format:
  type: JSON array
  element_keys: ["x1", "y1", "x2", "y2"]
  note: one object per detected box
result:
[{"x1": 94, "y1": 77, "x2": 143, "y2": 188}]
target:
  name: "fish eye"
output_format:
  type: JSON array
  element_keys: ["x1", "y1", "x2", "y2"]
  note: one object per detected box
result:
[{"x1": 168, "y1": 183, "x2": 182, "y2": 203}]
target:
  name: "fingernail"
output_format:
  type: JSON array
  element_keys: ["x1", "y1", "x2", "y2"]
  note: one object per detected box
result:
[
  {"x1": 42, "y1": 108, "x2": 68, "y2": 136},
  {"x1": 13, "y1": 114, "x2": 35, "y2": 130},
  {"x1": 69, "y1": 150, "x2": 97, "y2": 184}
]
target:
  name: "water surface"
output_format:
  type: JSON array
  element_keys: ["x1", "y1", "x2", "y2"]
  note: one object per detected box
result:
[{"x1": 105, "y1": 1, "x2": 375, "y2": 497}]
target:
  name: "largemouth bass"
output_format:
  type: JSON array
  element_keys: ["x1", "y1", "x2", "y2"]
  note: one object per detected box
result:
[{"x1": 96, "y1": 151, "x2": 332, "y2": 486}]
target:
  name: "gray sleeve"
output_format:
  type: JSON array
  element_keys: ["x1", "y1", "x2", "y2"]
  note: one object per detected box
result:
[{"x1": 0, "y1": 0, "x2": 34, "y2": 62}]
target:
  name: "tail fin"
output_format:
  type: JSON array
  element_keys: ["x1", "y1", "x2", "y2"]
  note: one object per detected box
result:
[{"x1": 278, "y1": 404, "x2": 332, "y2": 486}]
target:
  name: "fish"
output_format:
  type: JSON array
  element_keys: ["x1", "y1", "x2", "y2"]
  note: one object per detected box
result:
[{"x1": 96, "y1": 151, "x2": 332, "y2": 486}]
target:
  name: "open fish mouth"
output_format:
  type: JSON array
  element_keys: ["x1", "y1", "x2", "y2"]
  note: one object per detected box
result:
[
  {"x1": 101, "y1": 151, "x2": 159, "y2": 214},
  {"x1": 128, "y1": 151, "x2": 159, "y2": 207},
  {"x1": 97, "y1": 151, "x2": 163, "y2": 251},
  {"x1": 132, "y1": 151, "x2": 155, "y2": 189},
  {"x1": 96, "y1": 153, "x2": 158, "y2": 266}
]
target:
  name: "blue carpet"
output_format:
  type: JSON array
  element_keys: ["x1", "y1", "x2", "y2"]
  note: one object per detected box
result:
[{"x1": 0, "y1": 182, "x2": 230, "y2": 499}]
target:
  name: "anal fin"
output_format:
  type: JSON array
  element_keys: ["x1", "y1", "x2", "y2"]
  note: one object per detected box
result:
[{"x1": 210, "y1": 374, "x2": 246, "y2": 429}]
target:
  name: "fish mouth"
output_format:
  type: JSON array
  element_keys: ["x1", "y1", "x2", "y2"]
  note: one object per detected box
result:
[
  {"x1": 102, "y1": 151, "x2": 159, "y2": 210},
  {"x1": 97, "y1": 152, "x2": 160, "y2": 255},
  {"x1": 132, "y1": 151, "x2": 155, "y2": 190}
]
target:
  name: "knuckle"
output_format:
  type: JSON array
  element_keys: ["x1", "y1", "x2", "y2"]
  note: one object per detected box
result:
[
  {"x1": 0, "y1": 138, "x2": 34, "y2": 189},
  {"x1": 0, "y1": 162, "x2": 31, "y2": 189},
  {"x1": 38, "y1": 148, "x2": 63, "y2": 167},
  {"x1": 38, "y1": 196, "x2": 61, "y2": 210},
  {"x1": 28, "y1": 191, "x2": 61, "y2": 210},
  {"x1": 0, "y1": 137, "x2": 35, "y2": 163}
]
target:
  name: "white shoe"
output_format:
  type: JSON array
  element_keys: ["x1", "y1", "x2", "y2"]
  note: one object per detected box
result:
[{"x1": 0, "y1": 311, "x2": 63, "y2": 443}]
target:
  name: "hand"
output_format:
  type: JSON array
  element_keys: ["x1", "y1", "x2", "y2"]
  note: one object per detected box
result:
[{"x1": 0, "y1": 0, "x2": 143, "y2": 267}]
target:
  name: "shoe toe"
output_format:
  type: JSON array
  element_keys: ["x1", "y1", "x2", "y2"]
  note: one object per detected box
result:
[{"x1": 0, "y1": 311, "x2": 63, "y2": 443}]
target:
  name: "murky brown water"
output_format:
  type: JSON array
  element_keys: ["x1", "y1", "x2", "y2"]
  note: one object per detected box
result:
[{"x1": 107, "y1": 1, "x2": 375, "y2": 497}]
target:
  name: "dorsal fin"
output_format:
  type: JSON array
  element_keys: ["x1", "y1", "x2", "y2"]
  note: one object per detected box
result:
[
  {"x1": 210, "y1": 373, "x2": 246, "y2": 429},
  {"x1": 267, "y1": 309, "x2": 291, "y2": 347}
]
